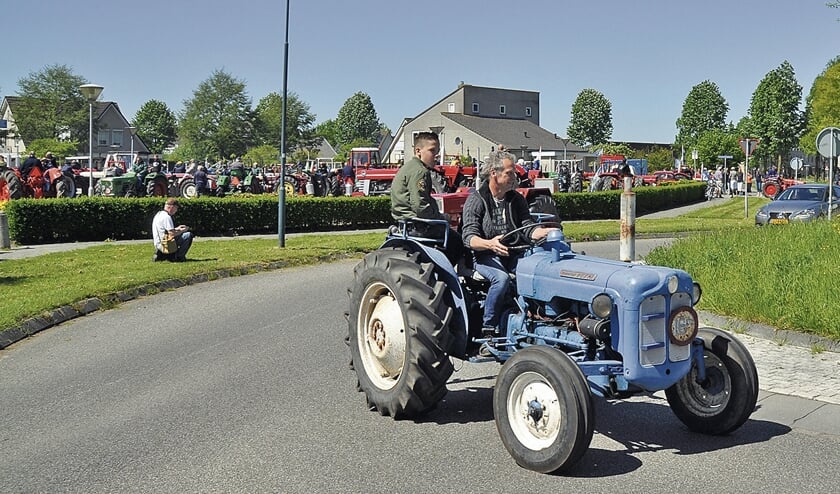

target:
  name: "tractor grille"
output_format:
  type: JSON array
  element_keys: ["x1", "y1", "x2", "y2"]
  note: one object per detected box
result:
[{"x1": 638, "y1": 293, "x2": 693, "y2": 366}]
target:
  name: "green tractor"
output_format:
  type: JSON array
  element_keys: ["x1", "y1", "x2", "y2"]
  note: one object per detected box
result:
[{"x1": 96, "y1": 166, "x2": 169, "y2": 197}]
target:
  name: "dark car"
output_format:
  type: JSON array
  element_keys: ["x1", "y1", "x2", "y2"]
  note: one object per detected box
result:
[{"x1": 755, "y1": 184, "x2": 840, "y2": 225}]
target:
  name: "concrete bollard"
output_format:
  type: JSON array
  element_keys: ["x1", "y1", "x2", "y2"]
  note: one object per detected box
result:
[
  {"x1": 0, "y1": 211, "x2": 10, "y2": 249},
  {"x1": 619, "y1": 177, "x2": 635, "y2": 262}
]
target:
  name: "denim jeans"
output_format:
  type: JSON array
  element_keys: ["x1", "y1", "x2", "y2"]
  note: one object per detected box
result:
[
  {"x1": 175, "y1": 231, "x2": 193, "y2": 260},
  {"x1": 474, "y1": 252, "x2": 517, "y2": 328}
]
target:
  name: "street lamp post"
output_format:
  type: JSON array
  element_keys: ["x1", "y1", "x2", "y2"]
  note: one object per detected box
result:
[
  {"x1": 126, "y1": 126, "x2": 136, "y2": 166},
  {"x1": 80, "y1": 84, "x2": 104, "y2": 197}
]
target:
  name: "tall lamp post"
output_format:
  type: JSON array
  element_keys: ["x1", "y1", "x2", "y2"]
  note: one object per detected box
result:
[
  {"x1": 126, "y1": 126, "x2": 136, "y2": 166},
  {"x1": 80, "y1": 84, "x2": 104, "y2": 197}
]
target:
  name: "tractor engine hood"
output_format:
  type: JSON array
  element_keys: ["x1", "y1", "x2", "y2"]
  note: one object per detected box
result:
[{"x1": 515, "y1": 235, "x2": 696, "y2": 308}]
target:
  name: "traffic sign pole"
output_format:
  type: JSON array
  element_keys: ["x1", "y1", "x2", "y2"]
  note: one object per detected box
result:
[
  {"x1": 816, "y1": 127, "x2": 840, "y2": 221},
  {"x1": 739, "y1": 138, "x2": 759, "y2": 218}
]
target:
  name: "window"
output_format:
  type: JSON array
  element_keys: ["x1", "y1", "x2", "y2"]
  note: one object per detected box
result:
[
  {"x1": 111, "y1": 129, "x2": 123, "y2": 146},
  {"x1": 499, "y1": 105, "x2": 506, "y2": 115},
  {"x1": 97, "y1": 130, "x2": 109, "y2": 146},
  {"x1": 525, "y1": 106, "x2": 532, "y2": 117},
  {"x1": 472, "y1": 103, "x2": 479, "y2": 113},
  {"x1": 447, "y1": 102, "x2": 455, "y2": 112}
]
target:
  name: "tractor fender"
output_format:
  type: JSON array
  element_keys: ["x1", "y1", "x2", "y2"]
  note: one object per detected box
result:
[{"x1": 380, "y1": 237, "x2": 470, "y2": 358}]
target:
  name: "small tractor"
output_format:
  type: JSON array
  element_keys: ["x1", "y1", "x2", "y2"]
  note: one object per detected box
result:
[{"x1": 347, "y1": 218, "x2": 758, "y2": 474}]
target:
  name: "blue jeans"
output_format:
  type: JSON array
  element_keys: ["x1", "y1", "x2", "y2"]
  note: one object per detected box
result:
[
  {"x1": 474, "y1": 252, "x2": 517, "y2": 328},
  {"x1": 175, "y1": 231, "x2": 193, "y2": 260}
]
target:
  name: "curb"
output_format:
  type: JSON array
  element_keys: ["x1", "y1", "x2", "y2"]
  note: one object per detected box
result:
[
  {"x1": 698, "y1": 310, "x2": 840, "y2": 353},
  {"x1": 0, "y1": 254, "x2": 360, "y2": 350}
]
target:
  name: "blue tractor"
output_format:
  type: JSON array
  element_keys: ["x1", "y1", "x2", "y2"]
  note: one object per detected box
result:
[{"x1": 347, "y1": 218, "x2": 758, "y2": 474}]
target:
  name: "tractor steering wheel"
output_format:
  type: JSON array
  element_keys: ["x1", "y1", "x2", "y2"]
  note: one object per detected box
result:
[{"x1": 499, "y1": 221, "x2": 562, "y2": 252}]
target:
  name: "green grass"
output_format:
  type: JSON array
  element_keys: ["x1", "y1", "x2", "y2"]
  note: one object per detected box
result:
[
  {"x1": 0, "y1": 233, "x2": 382, "y2": 331},
  {"x1": 646, "y1": 219, "x2": 840, "y2": 341},
  {"x1": 3, "y1": 197, "x2": 838, "y2": 342}
]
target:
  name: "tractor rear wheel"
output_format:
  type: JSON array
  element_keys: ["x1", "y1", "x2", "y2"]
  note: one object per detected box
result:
[
  {"x1": 529, "y1": 194, "x2": 561, "y2": 223},
  {"x1": 54, "y1": 175, "x2": 75, "y2": 198},
  {"x1": 0, "y1": 168, "x2": 23, "y2": 200},
  {"x1": 147, "y1": 178, "x2": 168, "y2": 197},
  {"x1": 763, "y1": 181, "x2": 779, "y2": 198},
  {"x1": 180, "y1": 179, "x2": 196, "y2": 199},
  {"x1": 569, "y1": 175, "x2": 583, "y2": 193},
  {"x1": 348, "y1": 247, "x2": 455, "y2": 419},
  {"x1": 494, "y1": 346, "x2": 594, "y2": 473},
  {"x1": 665, "y1": 327, "x2": 758, "y2": 435}
]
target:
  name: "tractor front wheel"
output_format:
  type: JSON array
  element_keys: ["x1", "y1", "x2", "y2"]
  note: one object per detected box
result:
[
  {"x1": 665, "y1": 327, "x2": 758, "y2": 435},
  {"x1": 494, "y1": 346, "x2": 594, "y2": 473},
  {"x1": 348, "y1": 248, "x2": 455, "y2": 419}
]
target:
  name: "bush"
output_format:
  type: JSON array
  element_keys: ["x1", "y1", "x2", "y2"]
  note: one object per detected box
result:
[{"x1": 4, "y1": 182, "x2": 706, "y2": 245}]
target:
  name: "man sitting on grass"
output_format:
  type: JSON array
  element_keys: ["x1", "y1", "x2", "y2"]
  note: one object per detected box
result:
[{"x1": 152, "y1": 198, "x2": 192, "y2": 262}]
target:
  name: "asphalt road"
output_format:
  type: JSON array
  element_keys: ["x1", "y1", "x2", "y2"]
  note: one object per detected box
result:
[{"x1": 1, "y1": 260, "x2": 838, "y2": 493}]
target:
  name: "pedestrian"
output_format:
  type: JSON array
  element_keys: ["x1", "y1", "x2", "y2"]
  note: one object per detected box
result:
[
  {"x1": 729, "y1": 168, "x2": 738, "y2": 197},
  {"x1": 193, "y1": 165, "x2": 208, "y2": 197},
  {"x1": 342, "y1": 160, "x2": 355, "y2": 195},
  {"x1": 461, "y1": 150, "x2": 558, "y2": 337},
  {"x1": 151, "y1": 198, "x2": 193, "y2": 262},
  {"x1": 391, "y1": 131, "x2": 463, "y2": 265}
]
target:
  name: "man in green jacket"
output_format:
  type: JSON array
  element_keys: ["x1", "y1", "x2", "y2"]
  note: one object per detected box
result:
[
  {"x1": 391, "y1": 131, "x2": 443, "y2": 221},
  {"x1": 390, "y1": 131, "x2": 462, "y2": 264}
]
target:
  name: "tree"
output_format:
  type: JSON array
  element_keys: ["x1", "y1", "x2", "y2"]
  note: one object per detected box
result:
[
  {"x1": 253, "y1": 91, "x2": 317, "y2": 154},
  {"x1": 747, "y1": 60, "x2": 804, "y2": 166},
  {"x1": 799, "y1": 56, "x2": 840, "y2": 155},
  {"x1": 26, "y1": 138, "x2": 80, "y2": 161},
  {"x1": 695, "y1": 128, "x2": 743, "y2": 168},
  {"x1": 133, "y1": 99, "x2": 177, "y2": 155},
  {"x1": 335, "y1": 92, "x2": 380, "y2": 147},
  {"x1": 315, "y1": 119, "x2": 340, "y2": 150},
  {"x1": 178, "y1": 69, "x2": 254, "y2": 161},
  {"x1": 13, "y1": 64, "x2": 89, "y2": 146},
  {"x1": 566, "y1": 89, "x2": 613, "y2": 149},
  {"x1": 675, "y1": 80, "x2": 729, "y2": 149},
  {"x1": 243, "y1": 144, "x2": 281, "y2": 167}
]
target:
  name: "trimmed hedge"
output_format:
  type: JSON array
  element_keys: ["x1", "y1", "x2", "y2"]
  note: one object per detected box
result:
[{"x1": 4, "y1": 182, "x2": 705, "y2": 244}]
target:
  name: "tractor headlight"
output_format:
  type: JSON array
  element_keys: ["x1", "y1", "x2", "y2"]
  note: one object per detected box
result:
[
  {"x1": 667, "y1": 275, "x2": 679, "y2": 294},
  {"x1": 691, "y1": 282, "x2": 702, "y2": 305},
  {"x1": 668, "y1": 306, "x2": 698, "y2": 346},
  {"x1": 590, "y1": 293, "x2": 612, "y2": 319}
]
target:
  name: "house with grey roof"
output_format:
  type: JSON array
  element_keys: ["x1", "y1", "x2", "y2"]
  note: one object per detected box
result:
[
  {"x1": 0, "y1": 96, "x2": 149, "y2": 167},
  {"x1": 382, "y1": 83, "x2": 593, "y2": 170}
]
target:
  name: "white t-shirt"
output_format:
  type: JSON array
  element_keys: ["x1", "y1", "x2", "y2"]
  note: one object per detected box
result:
[{"x1": 152, "y1": 210, "x2": 175, "y2": 251}]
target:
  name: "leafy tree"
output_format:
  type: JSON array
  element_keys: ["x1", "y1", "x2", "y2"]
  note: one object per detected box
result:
[
  {"x1": 133, "y1": 99, "x2": 177, "y2": 155},
  {"x1": 799, "y1": 56, "x2": 840, "y2": 155},
  {"x1": 335, "y1": 92, "x2": 380, "y2": 147},
  {"x1": 315, "y1": 119, "x2": 340, "y2": 149},
  {"x1": 178, "y1": 69, "x2": 254, "y2": 161},
  {"x1": 243, "y1": 144, "x2": 281, "y2": 167},
  {"x1": 600, "y1": 142, "x2": 633, "y2": 157},
  {"x1": 253, "y1": 91, "x2": 317, "y2": 153},
  {"x1": 695, "y1": 128, "x2": 743, "y2": 168},
  {"x1": 567, "y1": 89, "x2": 613, "y2": 148},
  {"x1": 675, "y1": 80, "x2": 729, "y2": 149},
  {"x1": 26, "y1": 138, "x2": 79, "y2": 161},
  {"x1": 645, "y1": 146, "x2": 676, "y2": 172},
  {"x1": 13, "y1": 64, "x2": 89, "y2": 146},
  {"x1": 747, "y1": 60, "x2": 804, "y2": 166}
]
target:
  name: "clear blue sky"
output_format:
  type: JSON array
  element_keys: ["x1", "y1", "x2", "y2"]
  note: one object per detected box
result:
[{"x1": 2, "y1": 0, "x2": 837, "y2": 144}]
